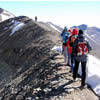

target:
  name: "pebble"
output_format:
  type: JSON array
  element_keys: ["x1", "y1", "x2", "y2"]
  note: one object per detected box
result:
[
  {"x1": 0, "y1": 97, "x2": 3, "y2": 100},
  {"x1": 35, "y1": 97, "x2": 39, "y2": 100},
  {"x1": 43, "y1": 88, "x2": 51, "y2": 92},
  {"x1": 25, "y1": 97, "x2": 32, "y2": 100},
  {"x1": 67, "y1": 88, "x2": 75, "y2": 94},
  {"x1": 16, "y1": 95, "x2": 24, "y2": 100}
]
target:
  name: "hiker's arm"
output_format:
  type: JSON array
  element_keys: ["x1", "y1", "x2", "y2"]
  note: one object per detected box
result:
[{"x1": 87, "y1": 41, "x2": 92, "y2": 52}]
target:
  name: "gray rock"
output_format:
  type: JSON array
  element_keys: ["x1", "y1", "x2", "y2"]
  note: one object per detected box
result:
[
  {"x1": 0, "y1": 97, "x2": 3, "y2": 100},
  {"x1": 35, "y1": 97, "x2": 39, "y2": 100},
  {"x1": 11, "y1": 87, "x2": 18, "y2": 94},
  {"x1": 16, "y1": 95, "x2": 24, "y2": 100},
  {"x1": 67, "y1": 88, "x2": 75, "y2": 94},
  {"x1": 25, "y1": 97, "x2": 32, "y2": 100}
]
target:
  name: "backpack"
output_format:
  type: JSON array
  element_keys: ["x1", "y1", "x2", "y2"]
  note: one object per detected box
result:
[
  {"x1": 69, "y1": 35, "x2": 77, "y2": 47},
  {"x1": 62, "y1": 33, "x2": 68, "y2": 45},
  {"x1": 77, "y1": 41, "x2": 88, "y2": 56}
]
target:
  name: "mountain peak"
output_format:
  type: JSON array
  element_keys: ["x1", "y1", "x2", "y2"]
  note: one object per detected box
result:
[{"x1": 71, "y1": 24, "x2": 87, "y2": 30}]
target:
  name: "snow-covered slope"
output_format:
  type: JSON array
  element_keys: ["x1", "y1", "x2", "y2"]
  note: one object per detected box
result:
[
  {"x1": 84, "y1": 29, "x2": 100, "y2": 59},
  {"x1": 47, "y1": 22, "x2": 62, "y2": 32},
  {"x1": 79, "y1": 55, "x2": 100, "y2": 96},
  {"x1": 84, "y1": 30, "x2": 100, "y2": 46},
  {"x1": 0, "y1": 8, "x2": 15, "y2": 22},
  {"x1": 86, "y1": 27, "x2": 100, "y2": 43}
]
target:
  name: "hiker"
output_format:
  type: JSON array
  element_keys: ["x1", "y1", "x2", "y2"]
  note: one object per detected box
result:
[
  {"x1": 35, "y1": 16, "x2": 37, "y2": 22},
  {"x1": 61, "y1": 26, "x2": 68, "y2": 38},
  {"x1": 73, "y1": 29, "x2": 92, "y2": 88},
  {"x1": 61, "y1": 26, "x2": 70, "y2": 63},
  {"x1": 68, "y1": 28, "x2": 78, "y2": 72},
  {"x1": 66, "y1": 29, "x2": 72, "y2": 66}
]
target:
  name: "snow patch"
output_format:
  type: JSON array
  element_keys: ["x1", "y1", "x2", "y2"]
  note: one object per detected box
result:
[
  {"x1": 10, "y1": 21, "x2": 25, "y2": 36},
  {"x1": 79, "y1": 55, "x2": 100, "y2": 96},
  {"x1": 91, "y1": 34, "x2": 95, "y2": 37},
  {"x1": 51, "y1": 45, "x2": 62, "y2": 53},
  {"x1": 0, "y1": 11, "x2": 14, "y2": 22},
  {"x1": 85, "y1": 31, "x2": 100, "y2": 46},
  {"x1": 48, "y1": 23, "x2": 61, "y2": 32}
]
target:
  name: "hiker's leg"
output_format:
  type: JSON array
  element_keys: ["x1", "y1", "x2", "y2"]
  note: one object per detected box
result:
[
  {"x1": 71, "y1": 54, "x2": 74, "y2": 72},
  {"x1": 73, "y1": 60, "x2": 80, "y2": 80},
  {"x1": 72, "y1": 56, "x2": 75, "y2": 72},
  {"x1": 63, "y1": 47, "x2": 66, "y2": 62},
  {"x1": 64, "y1": 47, "x2": 68, "y2": 63},
  {"x1": 67, "y1": 53, "x2": 71, "y2": 66},
  {"x1": 81, "y1": 61, "x2": 86, "y2": 86}
]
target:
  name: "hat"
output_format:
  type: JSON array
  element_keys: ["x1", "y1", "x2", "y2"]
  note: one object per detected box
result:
[
  {"x1": 79, "y1": 29, "x2": 83, "y2": 35},
  {"x1": 72, "y1": 28, "x2": 78, "y2": 35}
]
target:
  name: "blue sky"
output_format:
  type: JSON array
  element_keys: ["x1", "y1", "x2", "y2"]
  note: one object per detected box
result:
[{"x1": 0, "y1": 1, "x2": 100, "y2": 28}]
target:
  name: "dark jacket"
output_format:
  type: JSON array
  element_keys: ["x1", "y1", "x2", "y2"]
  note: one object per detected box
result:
[
  {"x1": 72, "y1": 34, "x2": 92, "y2": 62},
  {"x1": 69, "y1": 35, "x2": 77, "y2": 47}
]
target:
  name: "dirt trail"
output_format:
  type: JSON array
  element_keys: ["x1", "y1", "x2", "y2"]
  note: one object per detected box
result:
[{"x1": 49, "y1": 53, "x2": 99, "y2": 100}]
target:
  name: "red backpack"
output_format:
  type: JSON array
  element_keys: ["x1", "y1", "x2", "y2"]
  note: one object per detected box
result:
[{"x1": 77, "y1": 41, "x2": 88, "y2": 56}]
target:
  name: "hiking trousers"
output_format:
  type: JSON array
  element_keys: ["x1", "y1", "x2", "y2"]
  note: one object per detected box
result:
[
  {"x1": 63, "y1": 46, "x2": 68, "y2": 63},
  {"x1": 68, "y1": 53, "x2": 71, "y2": 65},
  {"x1": 73, "y1": 60, "x2": 86, "y2": 86},
  {"x1": 70, "y1": 54, "x2": 75, "y2": 72}
]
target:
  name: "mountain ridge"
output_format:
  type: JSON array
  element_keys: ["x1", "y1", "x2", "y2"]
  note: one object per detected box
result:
[{"x1": 0, "y1": 8, "x2": 99, "y2": 99}]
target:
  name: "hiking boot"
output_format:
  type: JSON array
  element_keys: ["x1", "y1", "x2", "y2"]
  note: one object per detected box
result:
[
  {"x1": 73, "y1": 78, "x2": 81, "y2": 82},
  {"x1": 67, "y1": 63, "x2": 70, "y2": 66},
  {"x1": 73, "y1": 75, "x2": 76, "y2": 80},
  {"x1": 80, "y1": 84, "x2": 87, "y2": 90}
]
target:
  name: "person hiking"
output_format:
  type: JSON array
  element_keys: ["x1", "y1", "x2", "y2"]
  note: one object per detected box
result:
[
  {"x1": 68, "y1": 28, "x2": 78, "y2": 72},
  {"x1": 61, "y1": 26, "x2": 68, "y2": 38},
  {"x1": 66, "y1": 29, "x2": 72, "y2": 66},
  {"x1": 72, "y1": 29, "x2": 92, "y2": 89},
  {"x1": 35, "y1": 16, "x2": 37, "y2": 22},
  {"x1": 61, "y1": 26, "x2": 70, "y2": 64}
]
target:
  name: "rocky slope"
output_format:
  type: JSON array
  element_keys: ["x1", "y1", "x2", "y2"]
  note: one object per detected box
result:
[
  {"x1": 0, "y1": 16, "x2": 60, "y2": 99},
  {"x1": 0, "y1": 16, "x2": 99, "y2": 100}
]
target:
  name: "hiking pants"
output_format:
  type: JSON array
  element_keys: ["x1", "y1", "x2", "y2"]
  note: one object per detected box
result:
[
  {"x1": 70, "y1": 54, "x2": 75, "y2": 72},
  {"x1": 73, "y1": 60, "x2": 86, "y2": 86},
  {"x1": 68, "y1": 53, "x2": 71, "y2": 65},
  {"x1": 63, "y1": 46, "x2": 68, "y2": 63}
]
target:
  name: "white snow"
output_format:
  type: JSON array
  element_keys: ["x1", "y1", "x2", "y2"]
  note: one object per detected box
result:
[
  {"x1": 84, "y1": 31, "x2": 100, "y2": 46},
  {"x1": 89, "y1": 34, "x2": 100, "y2": 42},
  {"x1": 0, "y1": 11, "x2": 14, "y2": 22},
  {"x1": 86, "y1": 55, "x2": 100, "y2": 96},
  {"x1": 10, "y1": 21, "x2": 25, "y2": 36},
  {"x1": 78, "y1": 55, "x2": 100, "y2": 96},
  {"x1": 48, "y1": 23, "x2": 61, "y2": 32},
  {"x1": 0, "y1": 14, "x2": 11, "y2": 21},
  {"x1": 51, "y1": 45, "x2": 62, "y2": 53},
  {"x1": 52, "y1": 45, "x2": 100, "y2": 96},
  {"x1": 91, "y1": 34, "x2": 95, "y2": 37}
]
